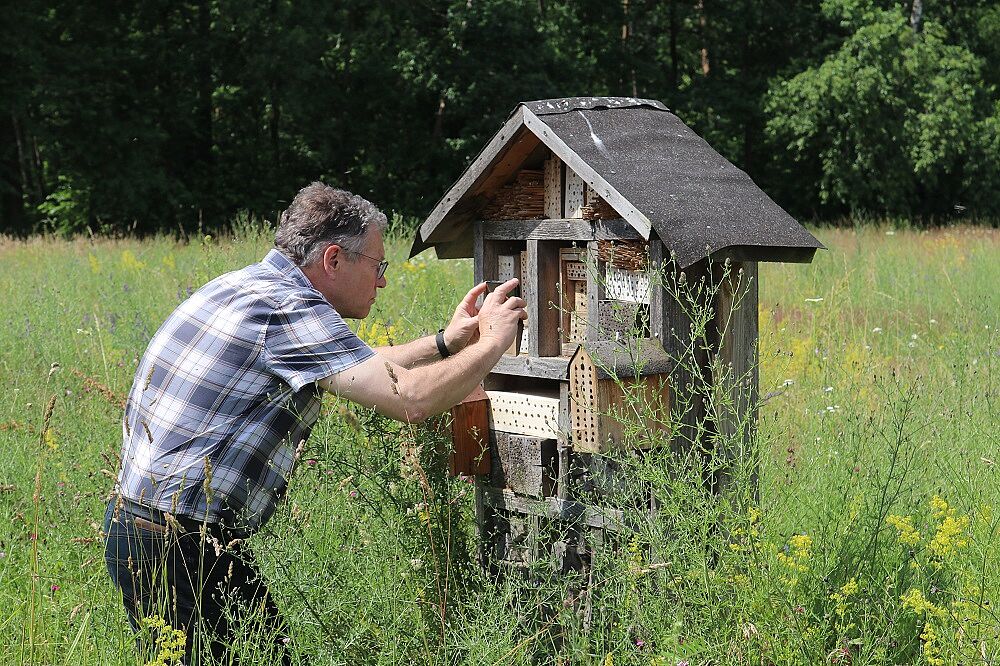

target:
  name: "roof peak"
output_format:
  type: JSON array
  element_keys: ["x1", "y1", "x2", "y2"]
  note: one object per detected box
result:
[{"x1": 521, "y1": 97, "x2": 669, "y2": 116}]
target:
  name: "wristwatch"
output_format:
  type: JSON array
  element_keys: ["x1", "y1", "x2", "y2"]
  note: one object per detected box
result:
[{"x1": 435, "y1": 329, "x2": 451, "y2": 358}]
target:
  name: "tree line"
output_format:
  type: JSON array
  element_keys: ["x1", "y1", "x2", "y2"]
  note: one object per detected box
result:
[{"x1": 2, "y1": 0, "x2": 998, "y2": 236}]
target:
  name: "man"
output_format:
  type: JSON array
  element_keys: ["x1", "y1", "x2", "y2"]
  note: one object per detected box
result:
[{"x1": 103, "y1": 182, "x2": 525, "y2": 664}]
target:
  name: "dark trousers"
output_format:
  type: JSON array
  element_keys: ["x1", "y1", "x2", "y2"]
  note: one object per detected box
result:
[{"x1": 103, "y1": 500, "x2": 294, "y2": 665}]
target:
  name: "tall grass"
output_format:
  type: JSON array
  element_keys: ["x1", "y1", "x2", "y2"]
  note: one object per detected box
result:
[{"x1": 0, "y1": 224, "x2": 996, "y2": 664}]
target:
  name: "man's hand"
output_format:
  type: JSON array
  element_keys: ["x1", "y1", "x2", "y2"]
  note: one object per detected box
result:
[
  {"x1": 476, "y1": 278, "x2": 527, "y2": 349},
  {"x1": 442, "y1": 282, "x2": 489, "y2": 353}
]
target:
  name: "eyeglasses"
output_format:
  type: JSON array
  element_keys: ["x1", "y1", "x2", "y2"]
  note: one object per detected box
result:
[{"x1": 353, "y1": 251, "x2": 389, "y2": 279}]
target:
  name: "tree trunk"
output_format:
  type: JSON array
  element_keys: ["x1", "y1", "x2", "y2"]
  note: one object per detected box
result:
[
  {"x1": 696, "y1": 0, "x2": 710, "y2": 76},
  {"x1": 910, "y1": 0, "x2": 923, "y2": 34},
  {"x1": 669, "y1": 0, "x2": 678, "y2": 92},
  {"x1": 1, "y1": 110, "x2": 25, "y2": 233},
  {"x1": 622, "y1": 0, "x2": 637, "y2": 96}
]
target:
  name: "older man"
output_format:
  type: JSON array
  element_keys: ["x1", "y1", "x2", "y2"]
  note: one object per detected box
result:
[{"x1": 103, "y1": 182, "x2": 525, "y2": 664}]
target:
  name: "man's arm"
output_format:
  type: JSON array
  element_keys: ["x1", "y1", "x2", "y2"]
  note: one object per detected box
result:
[
  {"x1": 319, "y1": 279, "x2": 524, "y2": 422},
  {"x1": 374, "y1": 282, "x2": 488, "y2": 369}
]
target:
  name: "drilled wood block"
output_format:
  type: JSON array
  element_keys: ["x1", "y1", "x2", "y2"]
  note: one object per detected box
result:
[
  {"x1": 564, "y1": 261, "x2": 587, "y2": 281},
  {"x1": 598, "y1": 299, "x2": 642, "y2": 339},
  {"x1": 498, "y1": 254, "x2": 517, "y2": 281},
  {"x1": 605, "y1": 266, "x2": 650, "y2": 304},
  {"x1": 487, "y1": 390, "x2": 561, "y2": 439},
  {"x1": 569, "y1": 351, "x2": 600, "y2": 451},
  {"x1": 544, "y1": 157, "x2": 562, "y2": 219},
  {"x1": 559, "y1": 247, "x2": 584, "y2": 262},
  {"x1": 564, "y1": 170, "x2": 586, "y2": 218},
  {"x1": 568, "y1": 281, "x2": 588, "y2": 343}
]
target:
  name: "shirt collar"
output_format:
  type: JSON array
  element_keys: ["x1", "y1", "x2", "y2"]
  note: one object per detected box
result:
[{"x1": 261, "y1": 249, "x2": 315, "y2": 291}]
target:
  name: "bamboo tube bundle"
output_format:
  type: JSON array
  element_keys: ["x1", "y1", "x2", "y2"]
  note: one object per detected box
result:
[
  {"x1": 598, "y1": 240, "x2": 647, "y2": 270},
  {"x1": 482, "y1": 170, "x2": 545, "y2": 219}
]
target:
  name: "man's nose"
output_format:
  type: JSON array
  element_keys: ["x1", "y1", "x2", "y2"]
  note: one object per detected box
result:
[{"x1": 377, "y1": 275, "x2": 387, "y2": 289}]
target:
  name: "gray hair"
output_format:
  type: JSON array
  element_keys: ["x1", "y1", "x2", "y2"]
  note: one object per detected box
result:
[{"x1": 275, "y1": 182, "x2": 387, "y2": 266}]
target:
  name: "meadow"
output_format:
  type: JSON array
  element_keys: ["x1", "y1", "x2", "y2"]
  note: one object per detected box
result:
[{"x1": 0, "y1": 223, "x2": 997, "y2": 665}]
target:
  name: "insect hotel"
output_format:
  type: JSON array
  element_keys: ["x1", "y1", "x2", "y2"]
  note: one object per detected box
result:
[{"x1": 411, "y1": 97, "x2": 822, "y2": 571}]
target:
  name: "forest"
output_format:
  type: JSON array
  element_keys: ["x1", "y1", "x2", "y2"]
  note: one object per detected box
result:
[{"x1": 2, "y1": 0, "x2": 999, "y2": 235}]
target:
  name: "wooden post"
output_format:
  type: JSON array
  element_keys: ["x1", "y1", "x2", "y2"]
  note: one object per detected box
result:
[{"x1": 711, "y1": 261, "x2": 758, "y2": 500}]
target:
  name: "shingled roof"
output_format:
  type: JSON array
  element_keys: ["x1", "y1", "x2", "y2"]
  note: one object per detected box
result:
[{"x1": 410, "y1": 97, "x2": 822, "y2": 268}]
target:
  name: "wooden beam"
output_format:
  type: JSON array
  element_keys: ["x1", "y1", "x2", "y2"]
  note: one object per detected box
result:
[
  {"x1": 482, "y1": 218, "x2": 641, "y2": 241},
  {"x1": 490, "y1": 354, "x2": 568, "y2": 380},
  {"x1": 711, "y1": 261, "x2": 759, "y2": 499}
]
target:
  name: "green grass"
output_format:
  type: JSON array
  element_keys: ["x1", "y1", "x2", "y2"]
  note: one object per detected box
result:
[{"x1": 0, "y1": 225, "x2": 996, "y2": 665}]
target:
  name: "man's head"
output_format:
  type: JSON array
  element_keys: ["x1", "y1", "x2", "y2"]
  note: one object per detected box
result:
[{"x1": 276, "y1": 182, "x2": 388, "y2": 319}]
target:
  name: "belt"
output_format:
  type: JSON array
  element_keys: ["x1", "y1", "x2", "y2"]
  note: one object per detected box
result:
[{"x1": 116, "y1": 496, "x2": 228, "y2": 538}]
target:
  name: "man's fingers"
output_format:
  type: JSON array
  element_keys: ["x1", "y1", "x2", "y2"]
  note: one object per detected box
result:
[
  {"x1": 461, "y1": 282, "x2": 488, "y2": 311},
  {"x1": 491, "y1": 278, "x2": 520, "y2": 300},
  {"x1": 503, "y1": 297, "x2": 527, "y2": 311}
]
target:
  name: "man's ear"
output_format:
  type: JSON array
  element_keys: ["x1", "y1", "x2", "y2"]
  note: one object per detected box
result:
[{"x1": 323, "y1": 244, "x2": 342, "y2": 274}]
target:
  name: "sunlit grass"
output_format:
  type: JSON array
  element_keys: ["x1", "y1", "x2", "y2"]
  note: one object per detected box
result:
[{"x1": 0, "y1": 224, "x2": 996, "y2": 664}]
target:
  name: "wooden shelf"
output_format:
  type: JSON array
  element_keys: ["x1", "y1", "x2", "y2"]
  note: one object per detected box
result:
[{"x1": 491, "y1": 354, "x2": 569, "y2": 380}]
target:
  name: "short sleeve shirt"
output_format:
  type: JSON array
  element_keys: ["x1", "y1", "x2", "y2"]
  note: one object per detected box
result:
[{"x1": 116, "y1": 249, "x2": 374, "y2": 535}]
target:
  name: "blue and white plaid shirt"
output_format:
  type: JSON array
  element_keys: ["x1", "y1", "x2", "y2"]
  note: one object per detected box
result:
[{"x1": 116, "y1": 249, "x2": 374, "y2": 534}]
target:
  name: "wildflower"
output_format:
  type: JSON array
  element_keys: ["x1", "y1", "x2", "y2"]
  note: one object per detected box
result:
[
  {"x1": 119, "y1": 249, "x2": 146, "y2": 271},
  {"x1": 886, "y1": 514, "x2": 921, "y2": 546},
  {"x1": 900, "y1": 588, "x2": 945, "y2": 618},
  {"x1": 927, "y1": 496, "x2": 969, "y2": 559},
  {"x1": 44, "y1": 428, "x2": 58, "y2": 451},
  {"x1": 88, "y1": 254, "x2": 101, "y2": 274},
  {"x1": 830, "y1": 577, "x2": 859, "y2": 618},
  {"x1": 872, "y1": 327, "x2": 883, "y2": 333},
  {"x1": 50, "y1": 584, "x2": 60, "y2": 592}
]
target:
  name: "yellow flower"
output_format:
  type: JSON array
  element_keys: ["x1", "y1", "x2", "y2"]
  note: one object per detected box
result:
[
  {"x1": 140, "y1": 614, "x2": 186, "y2": 666},
  {"x1": 120, "y1": 249, "x2": 146, "y2": 271},
  {"x1": 927, "y1": 496, "x2": 969, "y2": 559},
  {"x1": 43, "y1": 428, "x2": 58, "y2": 451},
  {"x1": 900, "y1": 588, "x2": 945, "y2": 619},
  {"x1": 830, "y1": 577, "x2": 859, "y2": 618},
  {"x1": 886, "y1": 514, "x2": 921, "y2": 546},
  {"x1": 162, "y1": 253, "x2": 176, "y2": 270},
  {"x1": 88, "y1": 253, "x2": 101, "y2": 274}
]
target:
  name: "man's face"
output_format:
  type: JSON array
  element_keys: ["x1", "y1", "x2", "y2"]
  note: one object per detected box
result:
[{"x1": 327, "y1": 228, "x2": 387, "y2": 319}]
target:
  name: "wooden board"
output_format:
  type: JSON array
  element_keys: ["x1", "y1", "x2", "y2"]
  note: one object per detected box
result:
[
  {"x1": 450, "y1": 396, "x2": 491, "y2": 476},
  {"x1": 528, "y1": 240, "x2": 562, "y2": 357},
  {"x1": 486, "y1": 390, "x2": 561, "y2": 439},
  {"x1": 569, "y1": 348, "x2": 601, "y2": 451},
  {"x1": 482, "y1": 218, "x2": 641, "y2": 241}
]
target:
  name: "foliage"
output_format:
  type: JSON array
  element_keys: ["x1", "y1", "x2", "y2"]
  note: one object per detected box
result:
[
  {"x1": 3, "y1": 1, "x2": 999, "y2": 235},
  {"x1": 766, "y1": 1, "x2": 997, "y2": 217}
]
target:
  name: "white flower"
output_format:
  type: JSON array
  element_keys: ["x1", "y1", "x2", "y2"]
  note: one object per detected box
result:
[
  {"x1": 872, "y1": 327, "x2": 883, "y2": 334},
  {"x1": 805, "y1": 297, "x2": 824, "y2": 303},
  {"x1": 823, "y1": 386, "x2": 834, "y2": 393},
  {"x1": 782, "y1": 379, "x2": 795, "y2": 387},
  {"x1": 929, "y1": 319, "x2": 938, "y2": 325}
]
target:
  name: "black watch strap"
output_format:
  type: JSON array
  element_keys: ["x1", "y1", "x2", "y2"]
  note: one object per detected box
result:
[{"x1": 435, "y1": 329, "x2": 451, "y2": 358}]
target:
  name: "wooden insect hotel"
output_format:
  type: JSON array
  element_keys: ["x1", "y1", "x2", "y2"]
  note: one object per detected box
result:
[{"x1": 411, "y1": 97, "x2": 823, "y2": 572}]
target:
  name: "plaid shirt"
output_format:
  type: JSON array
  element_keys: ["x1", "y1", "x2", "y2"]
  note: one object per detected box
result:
[{"x1": 116, "y1": 249, "x2": 374, "y2": 535}]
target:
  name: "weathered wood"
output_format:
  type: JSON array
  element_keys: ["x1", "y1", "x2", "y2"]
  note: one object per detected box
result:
[
  {"x1": 480, "y1": 486, "x2": 625, "y2": 532},
  {"x1": 711, "y1": 261, "x2": 758, "y2": 499},
  {"x1": 527, "y1": 240, "x2": 562, "y2": 357},
  {"x1": 522, "y1": 107, "x2": 652, "y2": 238},
  {"x1": 491, "y1": 432, "x2": 557, "y2": 497},
  {"x1": 564, "y1": 169, "x2": 586, "y2": 218},
  {"x1": 586, "y1": 241, "x2": 601, "y2": 341},
  {"x1": 473, "y1": 221, "x2": 485, "y2": 284},
  {"x1": 660, "y1": 259, "x2": 710, "y2": 453},
  {"x1": 490, "y1": 354, "x2": 569, "y2": 380},
  {"x1": 648, "y1": 239, "x2": 664, "y2": 343},
  {"x1": 482, "y1": 218, "x2": 640, "y2": 241},
  {"x1": 557, "y1": 382, "x2": 571, "y2": 501}
]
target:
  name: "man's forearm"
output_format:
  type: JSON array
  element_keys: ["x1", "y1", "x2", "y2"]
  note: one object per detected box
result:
[
  {"x1": 375, "y1": 334, "x2": 440, "y2": 369},
  {"x1": 396, "y1": 338, "x2": 505, "y2": 420}
]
